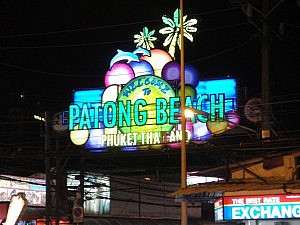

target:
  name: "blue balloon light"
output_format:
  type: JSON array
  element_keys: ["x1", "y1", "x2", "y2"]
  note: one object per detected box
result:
[
  {"x1": 184, "y1": 64, "x2": 200, "y2": 87},
  {"x1": 129, "y1": 60, "x2": 154, "y2": 77}
]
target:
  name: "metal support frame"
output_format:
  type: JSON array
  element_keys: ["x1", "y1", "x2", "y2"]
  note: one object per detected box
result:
[{"x1": 45, "y1": 112, "x2": 70, "y2": 225}]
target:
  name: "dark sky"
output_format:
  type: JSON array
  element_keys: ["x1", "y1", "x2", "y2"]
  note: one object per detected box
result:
[{"x1": 0, "y1": 0, "x2": 299, "y2": 130}]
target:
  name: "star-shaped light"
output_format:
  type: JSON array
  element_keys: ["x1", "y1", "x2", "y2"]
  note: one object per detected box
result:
[
  {"x1": 134, "y1": 26, "x2": 157, "y2": 50},
  {"x1": 159, "y1": 8, "x2": 197, "y2": 58}
]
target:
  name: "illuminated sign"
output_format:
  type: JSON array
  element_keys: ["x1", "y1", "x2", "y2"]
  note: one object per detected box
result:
[
  {"x1": 214, "y1": 198, "x2": 224, "y2": 221},
  {"x1": 5, "y1": 193, "x2": 27, "y2": 225},
  {"x1": 65, "y1": 9, "x2": 235, "y2": 149},
  {"x1": 68, "y1": 47, "x2": 239, "y2": 149},
  {"x1": 0, "y1": 175, "x2": 46, "y2": 207},
  {"x1": 67, "y1": 173, "x2": 110, "y2": 215},
  {"x1": 214, "y1": 194, "x2": 300, "y2": 221}
]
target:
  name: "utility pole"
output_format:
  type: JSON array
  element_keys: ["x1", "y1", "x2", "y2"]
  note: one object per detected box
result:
[
  {"x1": 80, "y1": 153, "x2": 85, "y2": 208},
  {"x1": 45, "y1": 111, "x2": 52, "y2": 225},
  {"x1": 233, "y1": 0, "x2": 286, "y2": 139},
  {"x1": 261, "y1": 0, "x2": 271, "y2": 139},
  {"x1": 44, "y1": 111, "x2": 73, "y2": 225}
]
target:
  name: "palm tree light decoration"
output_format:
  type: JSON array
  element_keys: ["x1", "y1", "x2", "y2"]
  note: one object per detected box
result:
[
  {"x1": 134, "y1": 26, "x2": 157, "y2": 50},
  {"x1": 159, "y1": 8, "x2": 197, "y2": 58}
]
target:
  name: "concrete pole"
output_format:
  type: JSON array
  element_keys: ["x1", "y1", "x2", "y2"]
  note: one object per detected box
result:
[{"x1": 180, "y1": 0, "x2": 187, "y2": 225}]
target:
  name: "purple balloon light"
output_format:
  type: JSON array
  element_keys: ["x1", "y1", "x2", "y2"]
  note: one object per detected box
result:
[{"x1": 162, "y1": 61, "x2": 180, "y2": 81}]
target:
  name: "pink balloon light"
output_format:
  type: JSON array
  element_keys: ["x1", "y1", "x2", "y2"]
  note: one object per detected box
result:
[{"x1": 105, "y1": 63, "x2": 135, "y2": 87}]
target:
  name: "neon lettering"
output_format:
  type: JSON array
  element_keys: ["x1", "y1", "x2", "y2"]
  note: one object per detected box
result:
[
  {"x1": 169, "y1": 97, "x2": 180, "y2": 124},
  {"x1": 156, "y1": 98, "x2": 168, "y2": 124},
  {"x1": 69, "y1": 94, "x2": 226, "y2": 130},
  {"x1": 103, "y1": 101, "x2": 117, "y2": 128},
  {"x1": 210, "y1": 93, "x2": 225, "y2": 121},
  {"x1": 134, "y1": 99, "x2": 147, "y2": 125},
  {"x1": 69, "y1": 104, "x2": 80, "y2": 130},
  {"x1": 230, "y1": 205, "x2": 300, "y2": 220},
  {"x1": 118, "y1": 100, "x2": 131, "y2": 127}
]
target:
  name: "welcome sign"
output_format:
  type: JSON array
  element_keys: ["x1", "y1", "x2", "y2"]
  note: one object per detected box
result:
[
  {"x1": 68, "y1": 47, "x2": 239, "y2": 150},
  {"x1": 215, "y1": 194, "x2": 300, "y2": 221}
]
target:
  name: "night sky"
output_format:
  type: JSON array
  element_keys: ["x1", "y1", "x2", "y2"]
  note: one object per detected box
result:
[{"x1": 0, "y1": 0, "x2": 299, "y2": 130}]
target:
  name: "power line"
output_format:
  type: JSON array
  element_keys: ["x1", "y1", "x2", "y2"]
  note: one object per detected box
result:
[
  {"x1": 0, "y1": 39, "x2": 133, "y2": 50},
  {"x1": 0, "y1": 20, "x2": 158, "y2": 40},
  {"x1": 0, "y1": 22, "x2": 250, "y2": 50},
  {"x1": 0, "y1": 7, "x2": 240, "y2": 40},
  {"x1": 0, "y1": 36, "x2": 255, "y2": 78},
  {"x1": 0, "y1": 60, "x2": 99, "y2": 77},
  {"x1": 188, "y1": 35, "x2": 256, "y2": 64}
]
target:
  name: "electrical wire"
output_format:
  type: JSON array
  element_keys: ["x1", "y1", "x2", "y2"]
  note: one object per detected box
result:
[
  {"x1": 0, "y1": 60, "x2": 99, "y2": 78},
  {"x1": 0, "y1": 39, "x2": 133, "y2": 50},
  {"x1": 0, "y1": 7, "x2": 240, "y2": 40},
  {"x1": 188, "y1": 35, "x2": 255, "y2": 64},
  {"x1": 0, "y1": 36, "x2": 255, "y2": 78},
  {"x1": 0, "y1": 22, "x2": 250, "y2": 50}
]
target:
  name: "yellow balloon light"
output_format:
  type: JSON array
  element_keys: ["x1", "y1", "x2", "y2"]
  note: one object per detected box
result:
[
  {"x1": 150, "y1": 144, "x2": 166, "y2": 150},
  {"x1": 140, "y1": 49, "x2": 172, "y2": 77},
  {"x1": 206, "y1": 120, "x2": 229, "y2": 135},
  {"x1": 70, "y1": 125, "x2": 89, "y2": 145},
  {"x1": 102, "y1": 84, "x2": 120, "y2": 102},
  {"x1": 178, "y1": 85, "x2": 196, "y2": 99}
]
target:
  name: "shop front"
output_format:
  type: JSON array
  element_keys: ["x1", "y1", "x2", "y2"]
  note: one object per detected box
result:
[
  {"x1": 215, "y1": 194, "x2": 300, "y2": 225},
  {"x1": 172, "y1": 150, "x2": 300, "y2": 225},
  {"x1": 173, "y1": 178, "x2": 300, "y2": 225}
]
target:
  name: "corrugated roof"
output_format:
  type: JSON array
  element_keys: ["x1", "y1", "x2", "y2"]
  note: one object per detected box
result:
[{"x1": 171, "y1": 178, "x2": 300, "y2": 196}]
